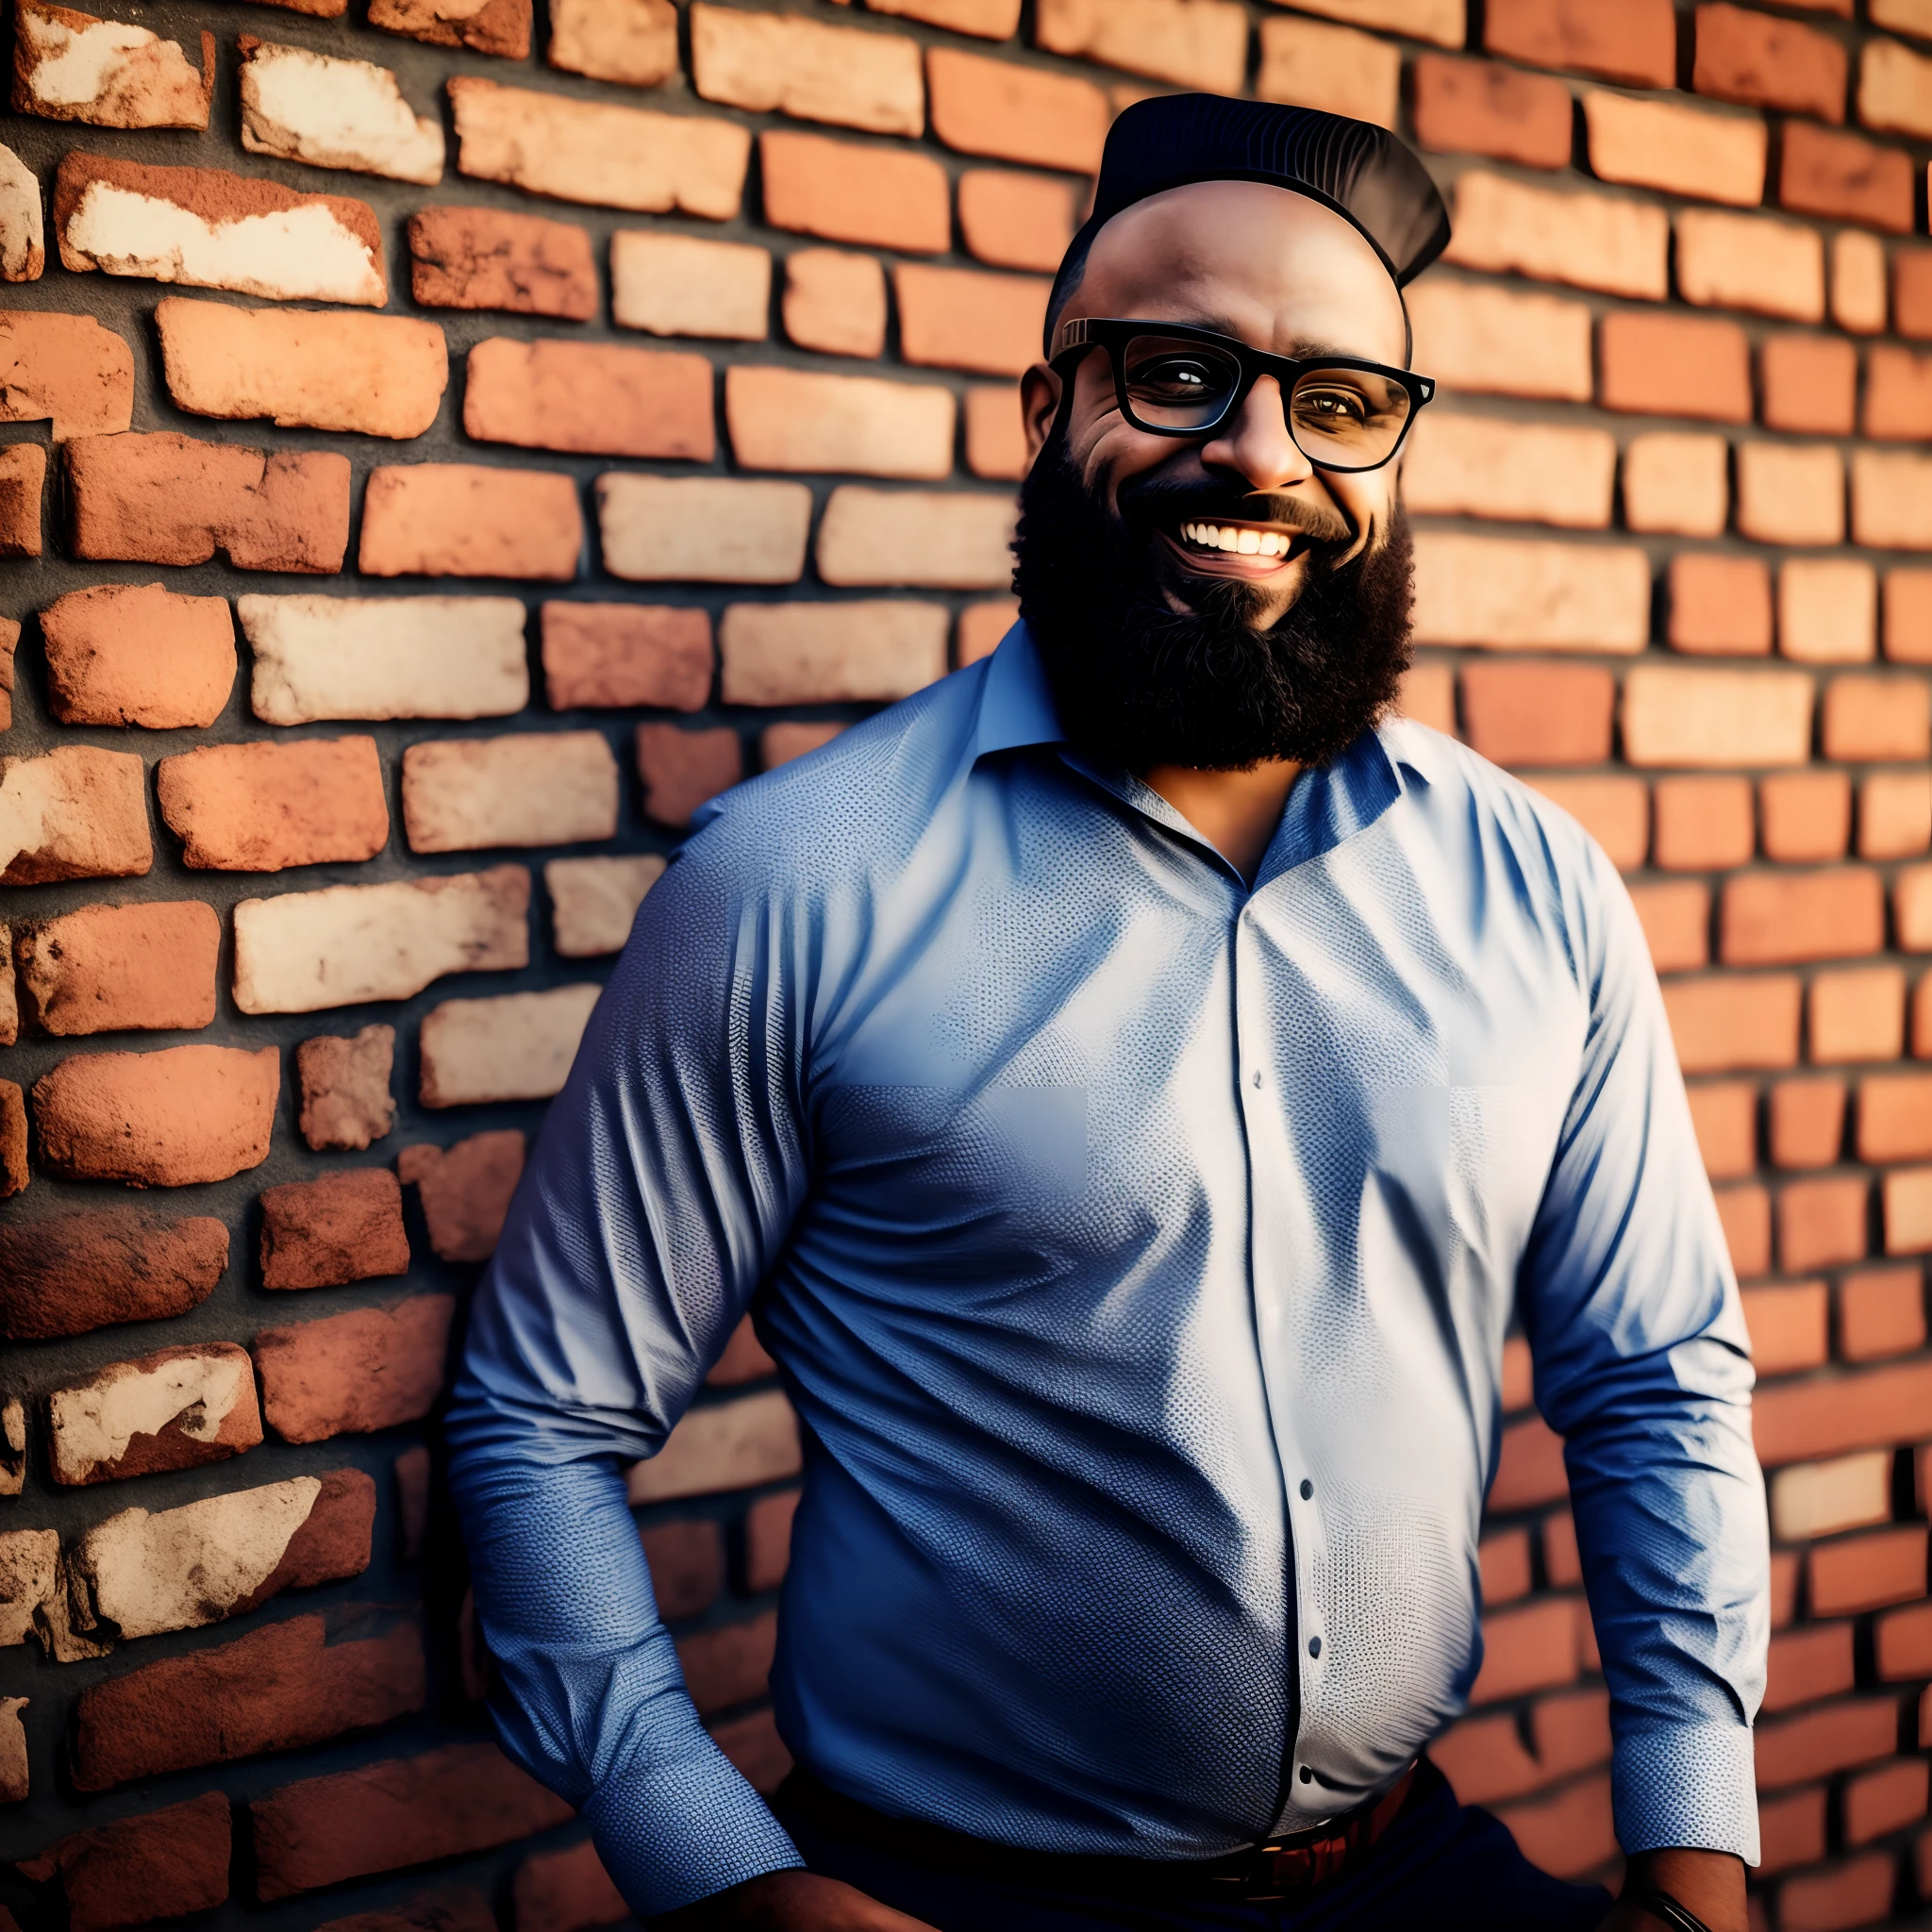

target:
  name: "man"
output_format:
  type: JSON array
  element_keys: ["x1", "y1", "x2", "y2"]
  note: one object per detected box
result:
[{"x1": 448, "y1": 94, "x2": 1767, "y2": 1932}]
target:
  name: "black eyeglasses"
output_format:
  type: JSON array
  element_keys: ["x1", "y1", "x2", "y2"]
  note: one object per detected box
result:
[{"x1": 1051, "y1": 318, "x2": 1435, "y2": 474}]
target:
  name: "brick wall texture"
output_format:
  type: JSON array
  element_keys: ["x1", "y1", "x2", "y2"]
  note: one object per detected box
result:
[{"x1": 8, "y1": 0, "x2": 1932, "y2": 1925}]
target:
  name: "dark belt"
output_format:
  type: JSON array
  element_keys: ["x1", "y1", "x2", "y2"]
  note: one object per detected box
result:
[{"x1": 773, "y1": 1759, "x2": 1426, "y2": 1905}]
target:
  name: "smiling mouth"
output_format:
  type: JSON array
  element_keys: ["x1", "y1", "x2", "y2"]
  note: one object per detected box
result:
[{"x1": 1160, "y1": 518, "x2": 1311, "y2": 576}]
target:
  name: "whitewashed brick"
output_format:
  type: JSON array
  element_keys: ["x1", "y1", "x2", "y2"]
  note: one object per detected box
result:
[
  {"x1": 720, "y1": 601, "x2": 950, "y2": 704},
  {"x1": 0, "y1": 145, "x2": 44, "y2": 281},
  {"x1": 1770, "y1": 1450, "x2": 1891, "y2": 1541},
  {"x1": 1622, "y1": 433, "x2": 1729, "y2": 539},
  {"x1": 1853, "y1": 450, "x2": 1932, "y2": 551},
  {"x1": 240, "y1": 40, "x2": 444, "y2": 187},
  {"x1": 232, "y1": 866, "x2": 529, "y2": 1015},
  {"x1": 546, "y1": 854, "x2": 666, "y2": 958},
  {"x1": 14, "y1": 0, "x2": 210, "y2": 129},
  {"x1": 1582, "y1": 91, "x2": 1766, "y2": 208},
  {"x1": 1400, "y1": 416, "x2": 1615, "y2": 530},
  {"x1": 689, "y1": 3, "x2": 924, "y2": 137},
  {"x1": 0, "y1": 744, "x2": 150, "y2": 886},
  {"x1": 725, "y1": 366, "x2": 957, "y2": 478},
  {"x1": 419, "y1": 983, "x2": 603, "y2": 1106},
  {"x1": 597, "y1": 475, "x2": 811, "y2": 585},
  {"x1": 1411, "y1": 533, "x2": 1651, "y2": 653},
  {"x1": 240, "y1": 594, "x2": 529, "y2": 724},
  {"x1": 1407, "y1": 281, "x2": 1592, "y2": 403},
  {"x1": 816, "y1": 487, "x2": 1017, "y2": 588},
  {"x1": 1443, "y1": 171, "x2": 1669, "y2": 301},
  {"x1": 1675, "y1": 209, "x2": 1825, "y2": 323},
  {"x1": 626, "y1": 1389, "x2": 802, "y2": 1503},
  {"x1": 401, "y1": 731, "x2": 620, "y2": 853},
  {"x1": 611, "y1": 230, "x2": 771, "y2": 341},
  {"x1": 1780, "y1": 558, "x2": 1877, "y2": 665},
  {"x1": 48, "y1": 1344, "x2": 259, "y2": 1486},
  {"x1": 1621, "y1": 666, "x2": 1814, "y2": 769},
  {"x1": 0, "y1": 1529, "x2": 58, "y2": 1647}
]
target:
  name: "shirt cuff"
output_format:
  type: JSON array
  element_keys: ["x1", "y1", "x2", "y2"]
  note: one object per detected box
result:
[
  {"x1": 585, "y1": 1741, "x2": 807, "y2": 1918},
  {"x1": 1611, "y1": 1722, "x2": 1760, "y2": 1867}
]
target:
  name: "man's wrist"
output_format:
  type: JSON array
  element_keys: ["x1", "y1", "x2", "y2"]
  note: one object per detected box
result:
[{"x1": 1624, "y1": 1847, "x2": 1747, "y2": 1932}]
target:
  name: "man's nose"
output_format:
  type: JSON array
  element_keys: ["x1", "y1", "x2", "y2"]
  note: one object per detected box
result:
[{"x1": 1198, "y1": 375, "x2": 1313, "y2": 492}]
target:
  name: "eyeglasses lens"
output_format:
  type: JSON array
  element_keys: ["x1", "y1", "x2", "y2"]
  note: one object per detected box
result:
[{"x1": 1120, "y1": 335, "x2": 1242, "y2": 430}]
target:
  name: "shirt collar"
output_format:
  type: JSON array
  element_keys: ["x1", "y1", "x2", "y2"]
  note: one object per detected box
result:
[{"x1": 971, "y1": 619, "x2": 1066, "y2": 759}]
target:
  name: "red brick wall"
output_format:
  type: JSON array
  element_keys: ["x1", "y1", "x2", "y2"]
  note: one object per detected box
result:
[{"x1": 3, "y1": 0, "x2": 1932, "y2": 1926}]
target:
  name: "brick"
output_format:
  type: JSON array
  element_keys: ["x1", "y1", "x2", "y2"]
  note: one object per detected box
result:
[
  {"x1": 65, "y1": 1468, "x2": 375, "y2": 1642},
  {"x1": 238, "y1": 39, "x2": 442, "y2": 185},
  {"x1": 450, "y1": 77, "x2": 749, "y2": 218},
  {"x1": 1473, "y1": 1596, "x2": 1580, "y2": 1701},
  {"x1": 763, "y1": 722, "x2": 845, "y2": 773},
  {"x1": 746, "y1": 1488, "x2": 798, "y2": 1591},
  {"x1": 1878, "y1": 1600, "x2": 1932, "y2": 1679},
  {"x1": 638, "y1": 724, "x2": 742, "y2": 826},
  {"x1": 1824, "y1": 675, "x2": 1931, "y2": 761},
  {"x1": 1631, "y1": 881, "x2": 1710, "y2": 973},
  {"x1": 1813, "y1": 1527, "x2": 1926, "y2": 1616},
  {"x1": 1840, "y1": 1262, "x2": 1926, "y2": 1359},
  {"x1": 1663, "y1": 974, "x2": 1802, "y2": 1073},
  {"x1": 542, "y1": 604, "x2": 709, "y2": 712},
  {"x1": 402, "y1": 731, "x2": 618, "y2": 854},
  {"x1": 1667, "y1": 557, "x2": 1769, "y2": 657},
  {"x1": 1861, "y1": 772, "x2": 1932, "y2": 860},
  {"x1": 1781, "y1": 121, "x2": 1914, "y2": 235},
  {"x1": 1779, "y1": 1853, "x2": 1896, "y2": 1932},
  {"x1": 611, "y1": 234, "x2": 768, "y2": 346},
  {"x1": 1846, "y1": 1757, "x2": 1928, "y2": 1845},
  {"x1": 1404, "y1": 415, "x2": 1614, "y2": 530},
  {"x1": 56, "y1": 151, "x2": 383, "y2": 305},
  {"x1": 1678, "y1": 209, "x2": 1825, "y2": 323},
  {"x1": 420, "y1": 983, "x2": 601, "y2": 1107},
  {"x1": 1395, "y1": 658, "x2": 1454, "y2": 735},
  {"x1": 157, "y1": 298, "x2": 444, "y2": 441},
  {"x1": 1899, "y1": 249, "x2": 1932, "y2": 341},
  {"x1": 1756, "y1": 1360, "x2": 1932, "y2": 1463},
  {"x1": 1758, "y1": 1787, "x2": 1832, "y2": 1882},
  {"x1": 596, "y1": 475, "x2": 810, "y2": 587},
  {"x1": 547, "y1": 0, "x2": 677, "y2": 86},
  {"x1": 1486, "y1": 0, "x2": 1674, "y2": 89},
  {"x1": 17, "y1": 1793, "x2": 229, "y2": 1931},
  {"x1": 1490, "y1": 1412, "x2": 1566, "y2": 1511},
  {"x1": 0, "y1": 440, "x2": 43, "y2": 555},
  {"x1": 1776, "y1": 1174, "x2": 1869, "y2": 1272},
  {"x1": 359, "y1": 462, "x2": 582, "y2": 580},
  {"x1": 1717, "y1": 1181, "x2": 1773, "y2": 1276},
  {"x1": 260, "y1": 1169, "x2": 408, "y2": 1291},
  {"x1": 1760, "y1": 771, "x2": 1851, "y2": 861},
  {"x1": 1862, "y1": 35, "x2": 1932, "y2": 142},
  {"x1": 313, "y1": 1889, "x2": 497, "y2": 1932},
  {"x1": 33, "y1": 1042, "x2": 278, "y2": 1186},
  {"x1": 1721, "y1": 870, "x2": 1882, "y2": 968},
  {"x1": 1833, "y1": 229, "x2": 1889, "y2": 335},
  {"x1": 965, "y1": 386, "x2": 1028, "y2": 482},
  {"x1": 1773, "y1": 1078, "x2": 1846, "y2": 1168},
  {"x1": 727, "y1": 366, "x2": 954, "y2": 478},
  {"x1": 0, "y1": 1077, "x2": 24, "y2": 1197},
  {"x1": 1407, "y1": 281, "x2": 1591, "y2": 403},
  {"x1": 1431, "y1": 1713, "x2": 1541, "y2": 1806},
  {"x1": 1695, "y1": 4, "x2": 1845, "y2": 120},
  {"x1": 1411, "y1": 56, "x2": 1572, "y2": 169},
  {"x1": 1256, "y1": 17, "x2": 1399, "y2": 128},
  {"x1": 691, "y1": 5, "x2": 921, "y2": 138},
  {"x1": 0, "y1": 744, "x2": 148, "y2": 887},
  {"x1": 1780, "y1": 559, "x2": 1875, "y2": 666},
  {"x1": 818, "y1": 487, "x2": 1015, "y2": 590},
  {"x1": 13, "y1": 0, "x2": 210, "y2": 129},
  {"x1": 46, "y1": 1340, "x2": 258, "y2": 1488},
  {"x1": 1897, "y1": 872, "x2": 1932, "y2": 954},
  {"x1": 0, "y1": 310, "x2": 130, "y2": 441},
  {"x1": 1760, "y1": 333, "x2": 1857, "y2": 438},
  {"x1": 514, "y1": 1841, "x2": 627, "y2": 1932},
  {"x1": 626, "y1": 1388, "x2": 802, "y2": 1502},
  {"x1": 0, "y1": 141, "x2": 41, "y2": 281},
  {"x1": 0, "y1": 1525, "x2": 58, "y2": 1646},
  {"x1": 370, "y1": 0, "x2": 528, "y2": 57},
  {"x1": 1412, "y1": 535, "x2": 1648, "y2": 653},
  {"x1": 242, "y1": 593, "x2": 529, "y2": 726},
  {"x1": 1493, "y1": 1773, "x2": 1615, "y2": 1880},
  {"x1": 677, "y1": 1607, "x2": 777, "y2": 1715},
  {"x1": 1765, "y1": 1622, "x2": 1856, "y2": 1713},
  {"x1": 252, "y1": 1742, "x2": 574, "y2": 1902},
  {"x1": 1745, "y1": 1282, "x2": 1829, "y2": 1374},
  {"x1": 958, "y1": 170, "x2": 1075, "y2": 276},
  {"x1": 1598, "y1": 310, "x2": 1752, "y2": 422},
  {"x1": 469, "y1": 336, "x2": 712, "y2": 462},
  {"x1": 1854, "y1": 450, "x2": 1932, "y2": 550},
  {"x1": 759, "y1": 128, "x2": 948, "y2": 259},
  {"x1": 0, "y1": 1693, "x2": 22, "y2": 1800},
  {"x1": 1885, "y1": 1167, "x2": 1932, "y2": 1255},
  {"x1": 868, "y1": 0, "x2": 1020, "y2": 31},
  {"x1": 1034, "y1": 0, "x2": 1245, "y2": 93},
  {"x1": 1757, "y1": 1698, "x2": 1900, "y2": 1790},
  {"x1": 1812, "y1": 966, "x2": 1906, "y2": 1063},
  {"x1": 1522, "y1": 776, "x2": 1647, "y2": 871},
  {"x1": 1457, "y1": 663, "x2": 1612, "y2": 769},
  {"x1": 231, "y1": 866, "x2": 529, "y2": 1015},
  {"x1": 158, "y1": 738, "x2": 389, "y2": 872},
  {"x1": 397, "y1": 1129, "x2": 525, "y2": 1261},
  {"x1": 0, "y1": 1208, "x2": 225, "y2": 1340},
  {"x1": 258, "y1": 1295, "x2": 455, "y2": 1443},
  {"x1": 1876, "y1": 0, "x2": 1932, "y2": 28},
  {"x1": 784, "y1": 248, "x2": 886, "y2": 358},
  {"x1": 894, "y1": 262, "x2": 1047, "y2": 379},
  {"x1": 546, "y1": 855, "x2": 666, "y2": 957},
  {"x1": 1865, "y1": 343, "x2": 1932, "y2": 442},
  {"x1": 1582, "y1": 89, "x2": 1765, "y2": 207},
  {"x1": 1626, "y1": 435, "x2": 1729, "y2": 540},
  {"x1": 720, "y1": 600, "x2": 949, "y2": 706},
  {"x1": 297, "y1": 1025, "x2": 394, "y2": 1152},
  {"x1": 1689, "y1": 1080, "x2": 1757, "y2": 1177},
  {"x1": 1444, "y1": 171, "x2": 1668, "y2": 301},
  {"x1": 1887, "y1": 570, "x2": 1932, "y2": 661},
  {"x1": 41, "y1": 581, "x2": 233, "y2": 728},
  {"x1": 1531, "y1": 1687, "x2": 1610, "y2": 1776},
  {"x1": 1621, "y1": 665, "x2": 1812, "y2": 768},
  {"x1": 16, "y1": 900, "x2": 218, "y2": 1036},
  {"x1": 408, "y1": 206, "x2": 595, "y2": 321}
]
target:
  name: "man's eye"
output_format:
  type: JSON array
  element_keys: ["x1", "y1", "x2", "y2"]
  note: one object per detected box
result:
[
  {"x1": 1130, "y1": 358, "x2": 1220, "y2": 393},
  {"x1": 1294, "y1": 387, "x2": 1371, "y2": 424}
]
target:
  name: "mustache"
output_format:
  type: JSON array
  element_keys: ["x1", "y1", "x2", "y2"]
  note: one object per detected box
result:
[{"x1": 1116, "y1": 475, "x2": 1355, "y2": 547}]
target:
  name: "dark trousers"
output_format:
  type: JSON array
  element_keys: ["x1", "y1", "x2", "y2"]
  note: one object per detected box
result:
[{"x1": 772, "y1": 1762, "x2": 1614, "y2": 1932}]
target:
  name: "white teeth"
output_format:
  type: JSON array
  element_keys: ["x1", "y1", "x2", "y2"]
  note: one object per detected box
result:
[
  {"x1": 1180, "y1": 522, "x2": 1294, "y2": 558},
  {"x1": 1236, "y1": 529, "x2": 1260, "y2": 554}
]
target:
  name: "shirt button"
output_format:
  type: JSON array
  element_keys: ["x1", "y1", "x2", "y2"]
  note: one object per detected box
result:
[
  {"x1": 1299, "y1": 1766, "x2": 1314, "y2": 1784},
  {"x1": 1308, "y1": 1637, "x2": 1322, "y2": 1658},
  {"x1": 1251, "y1": 1068, "x2": 1264, "y2": 1088},
  {"x1": 1299, "y1": 1479, "x2": 1313, "y2": 1500}
]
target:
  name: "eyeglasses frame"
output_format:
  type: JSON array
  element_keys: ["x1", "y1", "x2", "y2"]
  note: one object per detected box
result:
[{"x1": 1049, "y1": 316, "x2": 1437, "y2": 475}]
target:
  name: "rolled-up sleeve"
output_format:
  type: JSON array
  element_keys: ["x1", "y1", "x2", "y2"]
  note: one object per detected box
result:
[
  {"x1": 1518, "y1": 839, "x2": 1770, "y2": 1865},
  {"x1": 445, "y1": 830, "x2": 813, "y2": 1916}
]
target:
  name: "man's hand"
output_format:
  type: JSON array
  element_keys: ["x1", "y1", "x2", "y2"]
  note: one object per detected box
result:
[
  {"x1": 650, "y1": 1872, "x2": 941, "y2": 1931},
  {"x1": 1598, "y1": 1848, "x2": 1747, "y2": 1932}
]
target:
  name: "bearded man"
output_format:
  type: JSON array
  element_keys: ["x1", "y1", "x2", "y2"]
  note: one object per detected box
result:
[{"x1": 448, "y1": 94, "x2": 1767, "y2": 1932}]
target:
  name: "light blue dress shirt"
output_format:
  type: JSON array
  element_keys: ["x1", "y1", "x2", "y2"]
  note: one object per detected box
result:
[{"x1": 446, "y1": 623, "x2": 1769, "y2": 1919}]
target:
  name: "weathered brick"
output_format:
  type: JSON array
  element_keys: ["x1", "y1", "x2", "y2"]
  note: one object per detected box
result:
[
  {"x1": 597, "y1": 475, "x2": 811, "y2": 584},
  {"x1": 546, "y1": 854, "x2": 665, "y2": 958},
  {"x1": 1582, "y1": 89, "x2": 1765, "y2": 207},
  {"x1": 1443, "y1": 171, "x2": 1668, "y2": 301},
  {"x1": 0, "y1": 744, "x2": 149, "y2": 886},
  {"x1": 1255, "y1": 17, "x2": 1400, "y2": 128},
  {"x1": 298, "y1": 1024, "x2": 395, "y2": 1151},
  {"x1": 450, "y1": 77, "x2": 749, "y2": 218},
  {"x1": 17, "y1": 1792, "x2": 229, "y2": 1930},
  {"x1": 15, "y1": 900, "x2": 220, "y2": 1036},
  {"x1": 1621, "y1": 665, "x2": 1812, "y2": 769},
  {"x1": 0, "y1": 140, "x2": 42, "y2": 281},
  {"x1": 1598, "y1": 310, "x2": 1752, "y2": 421},
  {"x1": 466, "y1": 336, "x2": 711, "y2": 461},
  {"x1": 419, "y1": 984, "x2": 601, "y2": 1107},
  {"x1": 252, "y1": 1742, "x2": 572, "y2": 1901},
  {"x1": 626, "y1": 1388, "x2": 803, "y2": 1502},
  {"x1": 720, "y1": 600, "x2": 949, "y2": 706},
  {"x1": 1760, "y1": 771, "x2": 1850, "y2": 862},
  {"x1": 1694, "y1": 3, "x2": 1845, "y2": 121},
  {"x1": 260, "y1": 1169, "x2": 408, "y2": 1291},
  {"x1": 1760, "y1": 333, "x2": 1857, "y2": 437},
  {"x1": 1764, "y1": 1623, "x2": 1857, "y2": 1713},
  {"x1": 965, "y1": 386, "x2": 1027, "y2": 482},
  {"x1": 691, "y1": 4, "x2": 921, "y2": 138},
  {"x1": 542, "y1": 602, "x2": 710, "y2": 710},
  {"x1": 1626, "y1": 435, "x2": 1729, "y2": 539},
  {"x1": 48, "y1": 1341, "x2": 259, "y2": 1486},
  {"x1": 358, "y1": 462, "x2": 582, "y2": 579},
  {"x1": 638, "y1": 723, "x2": 742, "y2": 827},
  {"x1": 1743, "y1": 1281, "x2": 1830, "y2": 1375},
  {"x1": 1854, "y1": 449, "x2": 1932, "y2": 550},
  {"x1": 157, "y1": 738, "x2": 389, "y2": 872},
  {"x1": 0, "y1": 1074, "x2": 23, "y2": 1196},
  {"x1": 0, "y1": 1208, "x2": 225, "y2": 1341},
  {"x1": 1812, "y1": 966, "x2": 1906, "y2": 1065},
  {"x1": 1663, "y1": 974, "x2": 1802, "y2": 1073},
  {"x1": 1779, "y1": 558, "x2": 1875, "y2": 666},
  {"x1": 156, "y1": 298, "x2": 445, "y2": 441},
  {"x1": 514, "y1": 1842, "x2": 627, "y2": 1932},
  {"x1": 371, "y1": 0, "x2": 528, "y2": 57},
  {"x1": 242, "y1": 593, "x2": 529, "y2": 725},
  {"x1": 402, "y1": 731, "x2": 619, "y2": 853},
  {"x1": 1781, "y1": 121, "x2": 1915, "y2": 234},
  {"x1": 784, "y1": 247, "x2": 886, "y2": 358},
  {"x1": 1406, "y1": 415, "x2": 1617, "y2": 530},
  {"x1": 1668, "y1": 558, "x2": 1770, "y2": 661},
  {"x1": 1411, "y1": 534, "x2": 1648, "y2": 653},
  {"x1": 0, "y1": 440, "x2": 44, "y2": 555},
  {"x1": 1458, "y1": 662, "x2": 1613, "y2": 768},
  {"x1": 926, "y1": 49, "x2": 1106, "y2": 178},
  {"x1": 1832, "y1": 229, "x2": 1889, "y2": 335},
  {"x1": 1757, "y1": 1361, "x2": 1932, "y2": 1464},
  {"x1": 408, "y1": 206, "x2": 595, "y2": 321},
  {"x1": 0, "y1": 310, "x2": 131, "y2": 441},
  {"x1": 1840, "y1": 1262, "x2": 1927, "y2": 1360},
  {"x1": 1410, "y1": 55, "x2": 1572, "y2": 169},
  {"x1": 73, "y1": 1613, "x2": 423, "y2": 1790},
  {"x1": 759, "y1": 127, "x2": 949, "y2": 257},
  {"x1": 547, "y1": 0, "x2": 677, "y2": 86},
  {"x1": 612, "y1": 230, "x2": 770, "y2": 341},
  {"x1": 257, "y1": 1297, "x2": 454, "y2": 1442},
  {"x1": 397, "y1": 1129, "x2": 525, "y2": 1262},
  {"x1": 1861, "y1": 34, "x2": 1932, "y2": 141},
  {"x1": 1034, "y1": 0, "x2": 1246, "y2": 93},
  {"x1": 958, "y1": 169, "x2": 1076, "y2": 274},
  {"x1": 1677, "y1": 209, "x2": 1825, "y2": 323},
  {"x1": 1824, "y1": 675, "x2": 1931, "y2": 762},
  {"x1": 1485, "y1": 0, "x2": 1673, "y2": 87},
  {"x1": 1771, "y1": 1077, "x2": 1845, "y2": 1168},
  {"x1": 232, "y1": 866, "x2": 529, "y2": 1015},
  {"x1": 13, "y1": 0, "x2": 212, "y2": 130},
  {"x1": 41, "y1": 581, "x2": 234, "y2": 728},
  {"x1": 1407, "y1": 281, "x2": 1592, "y2": 402},
  {"x1": 726, "y1": 365, "x2": 954, "y2": 478},
  {"x1": 1862, "y1": 772, "x2": 1932, "y2": 860},
  {"x1": 817, "y1": 487, "x2": 1015, "y2": 590},
  {"x1": 57, "y1": 152, "x2": 385, "y2": 305},
  {"x1": 0, "y1": 1524, "x2": 58, "y2": 1648},
  {"x1": 33, "y1": 1042, "x2": 278, "y2": 1187},
  {"x1": 238, "y1": 39, "x2": 442, "y2": 185}
]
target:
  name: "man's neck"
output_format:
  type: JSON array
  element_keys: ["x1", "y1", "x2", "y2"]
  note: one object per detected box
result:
[{"x1": 1141, "y1": 758, "x2": 1303, "y2": 886}]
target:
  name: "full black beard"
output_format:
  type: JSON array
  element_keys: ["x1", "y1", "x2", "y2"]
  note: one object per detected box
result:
[{"x1": 1012, "y1": 436, "x2": 1415, "y2": 773}]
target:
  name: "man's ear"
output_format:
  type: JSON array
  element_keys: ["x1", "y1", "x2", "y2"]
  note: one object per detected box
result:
[{"x1": 1020, "y1": 361, "x2": 1060, "y2": 466}]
